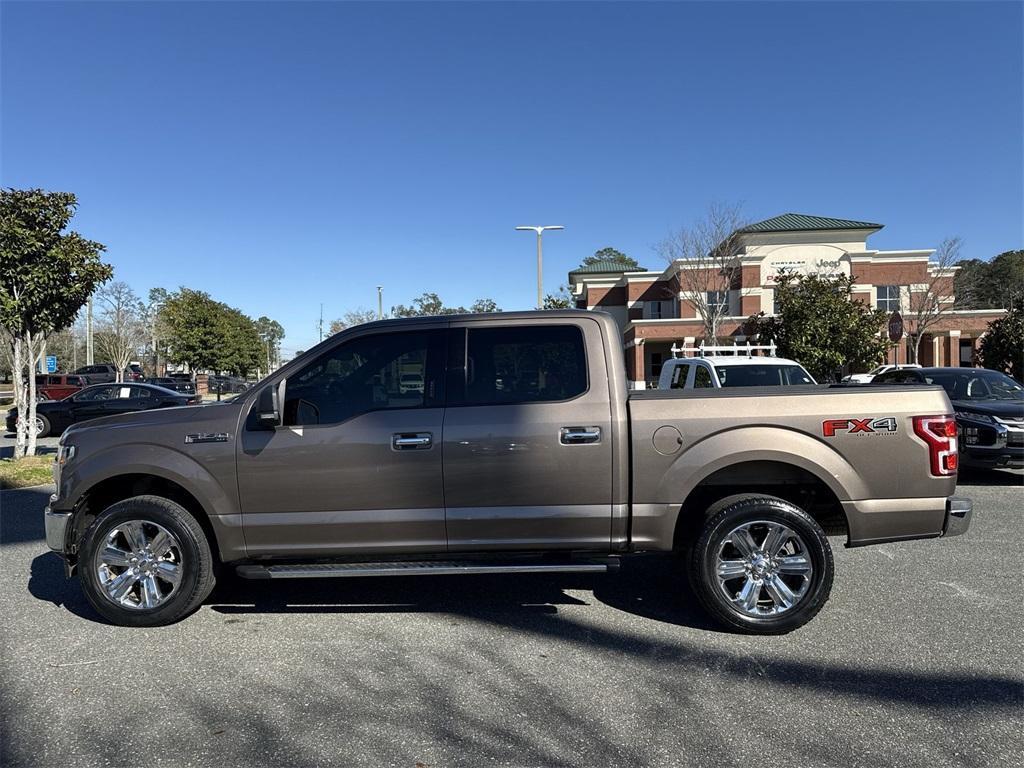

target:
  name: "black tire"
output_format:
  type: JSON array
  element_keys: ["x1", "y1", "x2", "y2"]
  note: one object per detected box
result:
[
  {"x1": 35, "y1": 414, "x2": 51, "y2": 437},
  {"x1": 686, "y1": 494, "x2": 834, "y2": 634},
  {"x1": 78, "y1": 495, "x2": 216, "y2": 627}
]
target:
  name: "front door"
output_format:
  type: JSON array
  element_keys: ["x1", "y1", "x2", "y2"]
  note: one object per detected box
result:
[
  {"x1": 236, "y1": 326, "x2": 449, "y2": 558},
  {"x1": 442, "y1": 319, "x2": 614, "y2": 551},
  {"x1": 67, "y1": 385, "x2": 120, "y2": 423}
]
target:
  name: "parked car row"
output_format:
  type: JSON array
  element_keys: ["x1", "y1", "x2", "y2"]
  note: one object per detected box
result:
[
  {"x1": 7, "y1": 382, "x2": 201, "y2": 437},
  {"x1": 208, "y1": 375, "x2": 251, "y2": 395},
  {"x1": 868, "y1": 366, "x2": 1024, "y2": 469}
]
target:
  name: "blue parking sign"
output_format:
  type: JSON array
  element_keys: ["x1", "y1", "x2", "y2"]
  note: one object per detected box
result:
[{"x1": 46, "y1": 355, "x2": 57, "y2": 373}]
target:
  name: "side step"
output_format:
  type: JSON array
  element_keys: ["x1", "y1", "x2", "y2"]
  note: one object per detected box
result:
[{"x1": 236, "y1": 558, "x2": 618, "y2": 580}]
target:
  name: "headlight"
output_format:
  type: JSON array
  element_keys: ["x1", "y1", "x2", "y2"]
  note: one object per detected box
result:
[
  {"x1": 57, "y1": 444, "x2": 76, "y2": 466},
  {"x1": 955, "y1": 411, "x2": 994, "y2": 424}
]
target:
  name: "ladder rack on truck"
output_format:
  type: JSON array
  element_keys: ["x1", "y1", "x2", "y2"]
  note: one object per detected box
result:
[{"x1": 669, "y1": 341, "x2": 777, "y2": 359}]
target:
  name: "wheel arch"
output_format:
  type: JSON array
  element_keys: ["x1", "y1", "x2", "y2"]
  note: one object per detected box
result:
[{"x1": 671, "y1": 460, "x2": 849, "y2": 550}]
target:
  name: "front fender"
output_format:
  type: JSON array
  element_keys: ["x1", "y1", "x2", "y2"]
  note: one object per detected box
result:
[{"x1": 58, "y1": 442, "x2": 239, "y2": 518}]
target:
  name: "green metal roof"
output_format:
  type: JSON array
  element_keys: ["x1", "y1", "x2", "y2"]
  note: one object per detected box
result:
[
  {"x1": 740, "y1": 213, "x2": 883, "y2": 234},
  {"x1": 568, "y1": 260, "x2": 647, "y2": 275}
]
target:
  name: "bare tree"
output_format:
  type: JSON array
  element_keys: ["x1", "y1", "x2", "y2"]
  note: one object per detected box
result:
[
  {"x1": 906, "y1": 237, "x2": 969, "y2": 363},
  {"x1": 658, "y1": 202, "x2": 748, "y2": 343},
  {"x1": 95, "y1": 281, "x2": 146, "y2": 382},
  {"x1": 329, "y1": 308, "x2": 379, "y2": 335}
]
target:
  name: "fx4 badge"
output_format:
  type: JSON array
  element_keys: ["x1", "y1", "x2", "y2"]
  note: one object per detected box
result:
[{"x1": 822, "y1": 417, "x2": 898, "y2": 437}]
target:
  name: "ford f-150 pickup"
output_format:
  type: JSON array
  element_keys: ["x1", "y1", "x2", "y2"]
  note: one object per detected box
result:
[{"x1": 43, "y1": 311, "x2": 972, "y2": 633}]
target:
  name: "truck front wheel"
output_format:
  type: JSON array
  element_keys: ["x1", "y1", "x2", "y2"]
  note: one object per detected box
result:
[
  {"x1": 78, "y1": 495, "x2": 216, "y2": 627},
  {"x1": 687, "y1": 495, "x2": 834, "y2": 634}
]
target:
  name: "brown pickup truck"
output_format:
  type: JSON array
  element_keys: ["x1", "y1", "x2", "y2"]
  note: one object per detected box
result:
[{"x1": 44, "y1": 311, "x2": 971, "y2": 633}]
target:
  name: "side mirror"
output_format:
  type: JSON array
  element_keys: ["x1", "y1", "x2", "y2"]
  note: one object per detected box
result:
[{"x1": 256, "y1": 383, "x2": 281, "y2": 428}]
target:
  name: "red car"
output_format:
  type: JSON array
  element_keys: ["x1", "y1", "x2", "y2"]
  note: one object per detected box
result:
[{"x1": 35, "y1": 374, "x2": 88, "y2": 401}]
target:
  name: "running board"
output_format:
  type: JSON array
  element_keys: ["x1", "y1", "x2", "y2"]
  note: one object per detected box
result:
[{"x1": 236, "y1": 559, "x2": 618, "y2": 580}]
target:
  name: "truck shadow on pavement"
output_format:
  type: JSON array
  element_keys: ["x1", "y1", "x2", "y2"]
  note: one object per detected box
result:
[
  {"x1": 27, "y1": 548, "x2": 721, "y2": 632},
  {"x1": 203, "y1": 554, "x2": 722, "y2": 631},
  {"x1": 25, "y1": 548, "x2": 1024, "y2": 718}
]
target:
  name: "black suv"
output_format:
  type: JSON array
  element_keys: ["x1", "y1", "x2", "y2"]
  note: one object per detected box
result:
[
  {"x1": 872, "y1": 366, "x2": 1024, "y2": 469},
  {"x1": 74, "y1": 364, "x2": 144, "y2": 383}
]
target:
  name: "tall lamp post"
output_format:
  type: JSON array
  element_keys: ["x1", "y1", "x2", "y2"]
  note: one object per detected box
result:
[{"x1": 516, "y1": 225, "x2": 564, "y2": 309}]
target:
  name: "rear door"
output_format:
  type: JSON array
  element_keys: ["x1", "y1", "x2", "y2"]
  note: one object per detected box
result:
[
  {"x1": 103, "y1": 385, "x2": 160, "y2": 416},
  {"x1": 442, "y1": 318, "x2": 614, "y2": 551}
]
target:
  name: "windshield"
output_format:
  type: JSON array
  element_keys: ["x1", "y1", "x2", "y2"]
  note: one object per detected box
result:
[
  {"x1": 716, "y1": 364, "x2": 816, "y2": 387},
  {"x1": 868, "y1": 366, "x2": 887, "y2": 376},
  {"x1": 924, "y1": 370, "x2": 1024, "y2": 401}
]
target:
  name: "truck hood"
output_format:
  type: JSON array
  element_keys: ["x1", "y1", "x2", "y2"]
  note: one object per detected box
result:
[
  {"x1": 64, "y1": 401, "x2": 244, "y2": 440},
  {"x1": 951, "y1": 399, "x2": 1024, "y2": 420}
]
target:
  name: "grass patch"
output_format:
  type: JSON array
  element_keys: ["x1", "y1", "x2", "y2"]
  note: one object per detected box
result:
[{"x1": 0, "y1": 456, "x2": 54, "y2": 490}]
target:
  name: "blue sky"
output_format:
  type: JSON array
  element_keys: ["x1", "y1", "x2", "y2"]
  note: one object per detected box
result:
[{"x1": 3, "y1": 1, "x2": 1021, "y2": 355}]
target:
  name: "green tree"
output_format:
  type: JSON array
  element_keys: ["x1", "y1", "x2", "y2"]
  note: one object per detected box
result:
[
  {"x1": 160, "y1": 288, "x2": 225, "y2": 374},
  {"x1": 954, "y1": 250, "x2": 1024, "y2": 310},
  {"x1": 470, "y1": 298, "x2": 501, "y2": 313},
  {"x1": 979, "y1": 294, "x2": 1024, "y2": 381},
  {"x1": 391, "y1": 292, "x2": 471, "y2": 317},
  {"x1": 580, "y1": 247, "x2": 640, "y2": 269},
  {"x1": 747, "y1": 272, "x2": 890, "y2": 382},
  {"x1": 254, "y1": 315, "x2": 286, "y2": 373},
  {"x1": 543, "y1": 285, "x2": 573, "y2": 309},
  {"x1": 0, "y1": 189, "x2": 110, "y2": 457},
  {"x1": 218, "y1": 307, "x2": 263, "y2": 377}
]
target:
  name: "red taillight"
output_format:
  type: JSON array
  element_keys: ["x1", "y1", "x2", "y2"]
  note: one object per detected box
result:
[{"x1": 913, "y1": 415, "x2": 958, "y2": 476}]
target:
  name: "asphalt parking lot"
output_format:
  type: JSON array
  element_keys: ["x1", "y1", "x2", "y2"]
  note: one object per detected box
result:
[{"x1": 1, "y1": 469, "x2": 1021, "y2": 768}]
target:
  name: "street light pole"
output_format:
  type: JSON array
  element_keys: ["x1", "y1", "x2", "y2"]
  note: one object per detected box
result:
[
  {"x1": 377, "y1": 286, "x2": 383, "y2": 319},
  {"x1": 516, "y1": 225, "x2": 564, "y2": 309}
]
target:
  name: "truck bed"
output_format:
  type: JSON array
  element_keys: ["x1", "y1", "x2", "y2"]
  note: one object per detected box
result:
[{"x1": 627, "y1": 382, "x2": 957, "y2": 548}]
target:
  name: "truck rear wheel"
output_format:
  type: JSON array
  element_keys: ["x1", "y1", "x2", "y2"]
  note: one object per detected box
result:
[
  {"x1": 687, "y1": 494, "x2": 833, "y2": 634},
  {"x1": 78, "y1": 495, "x2": 216, "y2": 627}
]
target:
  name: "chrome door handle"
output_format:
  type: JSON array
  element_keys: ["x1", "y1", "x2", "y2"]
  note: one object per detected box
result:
[
  {"x1": 560, "y1": 426, "x2": 601, "y2": 444},
  {"x1": 392, "y1": 433, "x2": 432, "y2": 450}
]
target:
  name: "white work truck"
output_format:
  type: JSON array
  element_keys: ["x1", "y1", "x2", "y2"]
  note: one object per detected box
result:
[{"x1": 657, "y1": 343, "x2": 816, "y2": 389}]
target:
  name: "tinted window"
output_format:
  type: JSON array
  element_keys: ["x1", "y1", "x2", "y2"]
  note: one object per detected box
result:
[
  {"x1": 693, "y1": 365, "x2": 714, "y2": 388},
  {"x1": 131, "y1": 387, "x2": 153, "y2": 399},
  {"x1": 76, "y1": 386, "x2": 116, "y2": 402},
  {"x1": 462, "y1": 325, "x2": 586, "y2": 405},
  {"x1": 878, "y1": 370, "x2": 922, "y2": 384},
  {"x1": 283, "y1": 330, "x2": 444, "y2": 426},
  {"x1": 67, "y1": 376, "x2": 82, "y2": 385},
  {"x1": 924, "y1": 370, "x2": 1024, "y2": 401},
  {"x1": 668, "y1": 363, "x2": 690, "y2": 389},
  {"x1": 716, "y1": 364, "x2": 815, "y2": 387}
]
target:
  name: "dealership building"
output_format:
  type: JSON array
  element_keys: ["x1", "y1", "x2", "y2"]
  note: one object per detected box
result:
[{"x1": 568, "y1": 214, "x2": 1006, "y2": 388}]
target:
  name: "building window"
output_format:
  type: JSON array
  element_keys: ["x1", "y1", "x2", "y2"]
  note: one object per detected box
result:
[
  {"x1": 644, "y1": 300, "x2": 676, "y2": 319},
  {"x1": 877, "y1": 285, "x2": 901, "y2": 312},
  {"x1": 707, "y1": 291, "x2": 728, "y2": 314},
  {"x1": 650, "y1": 352, "x2": 664, "y2": 379}
]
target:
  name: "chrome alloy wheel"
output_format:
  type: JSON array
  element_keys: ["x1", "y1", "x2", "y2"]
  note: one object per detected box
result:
[
  {"x1": 715, "y1": 520, "x2": 813, "y2": 617},
  {"x1": 94, "y1": 520, "x2": 183, "y2": 610},
  {"x1": 34, "y1": 416, "x2": 45, "y2": 435}
]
